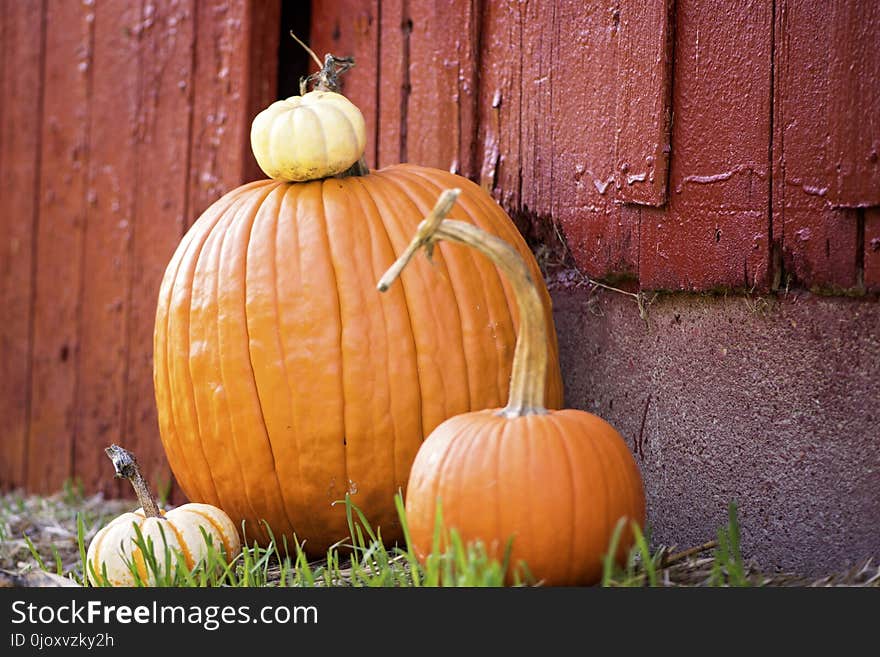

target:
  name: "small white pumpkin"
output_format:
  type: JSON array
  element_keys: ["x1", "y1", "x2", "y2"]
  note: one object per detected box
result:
[
  {"x1": 250, "y1": 90, "x2": 367, "y2": 182},
  {"x1": 86, "y1": 445, "x2": 241, "y2": 586}
]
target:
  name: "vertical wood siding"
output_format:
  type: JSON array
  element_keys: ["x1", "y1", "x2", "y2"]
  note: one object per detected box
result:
[
  {"x1": 640, "y1": 0, "x2": 773, "y2": 290},
  {"x1": 827, "y1": 1, "x2": 879, "y2": 208},
  {"x1": 311, "y1": 0, "x2": 878, "y2": 291},
  {"x1": 0, "y1": 0, "x2": 45, "y2": 492},
  {"x1": 1, "y1": 0, "x2": 877, "y2": 495},
  {"x1": 773, "y1": 0, "x2": 860, "y2": 290},
  {"x1": 0, "y1": 0, "x2": 280, "y2": 495}
]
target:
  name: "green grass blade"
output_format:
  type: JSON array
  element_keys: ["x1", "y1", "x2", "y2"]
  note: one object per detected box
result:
[
  {"x1": 630, "y1": 522, "x2": 657, "y2": 587},
  {"x1": 601, "y1": 517, "x2": 627, "y2": 586},
  {"x1": 52, "y1": 544, "x2": 63, "y2": 576},
  {"x1": 394, "y1": 491, "x2": 422, "y2": 587},
  {"x1": 23, "y1": 533, "x2": 48, "y2": 571},
  {"x1": 76, "y1": 513, "x2": 89, "y2": 586}
]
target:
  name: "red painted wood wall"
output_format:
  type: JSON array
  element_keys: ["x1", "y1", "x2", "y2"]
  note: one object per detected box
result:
[
  {"x1": 0, "y1": 0, "x2": 280, "y2": 496},
  {"x1": 1, "y1": 0, "x2": 877, "y2": 496},
  {"x1": 311, "y1": 0, "x2": 879, "y2": 292}
]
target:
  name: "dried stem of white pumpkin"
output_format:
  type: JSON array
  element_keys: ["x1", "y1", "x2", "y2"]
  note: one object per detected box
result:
[
  {"x1": 289, "y1": 31, "x2": 324, "y2": 70},
  {"x1": 378, "y1": 189, "x2": 549, "y2": 417},
  {"x1": 294, "y1": 32, "x2": 356, "y2": 96},
  {"x1": 104, "y1": 444, "x2": 161, "y2": 518}
]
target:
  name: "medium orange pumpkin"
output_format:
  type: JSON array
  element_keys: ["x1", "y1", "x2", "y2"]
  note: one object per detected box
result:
[
  {"x1": 153, "y1": 58, "x2": 563, "y2": 552},
  {"x1": 379, "y1": 189, "x2": 645, "y2": 586}
]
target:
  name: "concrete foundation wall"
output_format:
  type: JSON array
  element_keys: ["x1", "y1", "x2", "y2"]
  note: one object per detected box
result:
[{"x1": 551, "y1": 284, "x2": 879, "y2": 575}]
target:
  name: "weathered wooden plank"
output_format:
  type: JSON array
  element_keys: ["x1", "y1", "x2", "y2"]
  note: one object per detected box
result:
[
  {"x1": 615, "y1": 0, "x2": 673, "y2": 206},
  {"x1": 188, "y1": 0, "x2": 280, "y2": 221},
  {"x1": 476, "y1": 0, "x2": 668, "y2": 275},
  {"x1": 129, "y1": 0, "x2": 278, "y2": 499},
  {"x1": 27, "y1": 0, "x2": 93, "y2": 492},
  {"x1": 313, "y1": 0, "x2": 480, "y2": 175},
  {"x1": 828, "y1": 1, "x2": 880, "y2": 208},
  {"x1": 188, "y1": 0, "x2": 244, "y2": 214},
  {"x1": 0, "y1": 0, "x2": 44, "y2": 491},
  {"x1": 476, "y1": 0, "x2": 560, "y2": 242},
  {"x1": 123, "y1": 0, "x2": 197, "y2": 504},
  {"x1": 639, "y1": 0, "x2": 772, "y2": 290},
  {"x1": 404, "y1": 0, "x2": 480, "y2": 176},
  {"x1": 517, "y1": 0, "x2": 557, "y2": 223},
  {"x1": 376, "y1": 0, "x2": 406, "y2": 168},
  {"x1": 311, "y1": 0, "x2": 379, "y2": 167},
  {"x1": 773, "y1": 0, "x2": 858, "y2": 290},
  {"x1": 865, "y1": 209, "x2": 880, "y2": 293},
  {"x1": 476, "y1": 0, "x2": 522, "y2": 211},
  {"x1": 0, "y1": 1, "x2": 5, "y2": 163},
  {"x1": 72, "y1": 1, "x2": 143, "y2": 496},
  {"x1": 550, "y1": 1, "x2": 640, "y2": 279},
  {"x1": 242, "y1": 0, "x2": 281, "y2": 182}
]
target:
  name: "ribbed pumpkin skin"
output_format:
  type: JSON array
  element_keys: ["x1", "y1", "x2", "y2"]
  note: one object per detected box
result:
[
  {"x1": 153, "y1": 164, "x2": 563, "y2": 552},
  {"x1": 404, "y1": 409, "x2": 645, "y2": 586}
]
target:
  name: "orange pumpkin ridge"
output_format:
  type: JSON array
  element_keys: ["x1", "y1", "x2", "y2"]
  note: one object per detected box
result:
[{"x1": 154, "y1": 181, "x2": 270, "y2": 507}]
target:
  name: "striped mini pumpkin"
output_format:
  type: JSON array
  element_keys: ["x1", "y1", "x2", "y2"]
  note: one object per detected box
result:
[{"x1": 86, "y1": 503, "x2": 240, "y2": 586}]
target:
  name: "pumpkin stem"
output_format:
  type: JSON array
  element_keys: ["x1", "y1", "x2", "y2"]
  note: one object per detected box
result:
[
  {"x1": 289, "y1": 31, "x2": 324, "y2": 70},
  {"x1": 378, "y1": 190, "x2": 549, "y2": 417},
  {"x1": 104, "y1": 445, "x2": 162, "y2": 518},
  {"x1": 298, "y1": 47, "x2": 356, "y2": 95}
]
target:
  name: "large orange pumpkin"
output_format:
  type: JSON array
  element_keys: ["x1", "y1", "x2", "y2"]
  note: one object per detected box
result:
[
  {"x1": 380, "y1": 189, "x2": 644, "y2": 586},
  {"x1": 153, "y1": 163, "x2": 564, "y2": 551}
]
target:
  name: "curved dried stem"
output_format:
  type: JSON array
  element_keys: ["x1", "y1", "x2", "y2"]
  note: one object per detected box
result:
[
  {"x1": 378, "y1": 189, "x2": 549, "y2": 417},
  {"x1": 377, "y1": 189, "x2": 461, "y2": 292},
  {"x1": 289, "y1": 31, "x2": 323, "y2": 69},
  {"x1": 298, "y1": 51, "x2": 356, "y2": 95},
  {"x1": 104, "y1": 444, "x2": 161, "y2": 518},
  {"x1": 288, "y1": 31, "x2": 355, "y2": 94}
]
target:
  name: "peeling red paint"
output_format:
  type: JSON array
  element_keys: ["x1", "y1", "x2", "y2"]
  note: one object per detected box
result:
[
  {"x1": 773, "y1": 0, "x2": 861, "y2": 291},
  {"x1": 313, "y1": 0, "x2": 877, "y2": 294}
]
